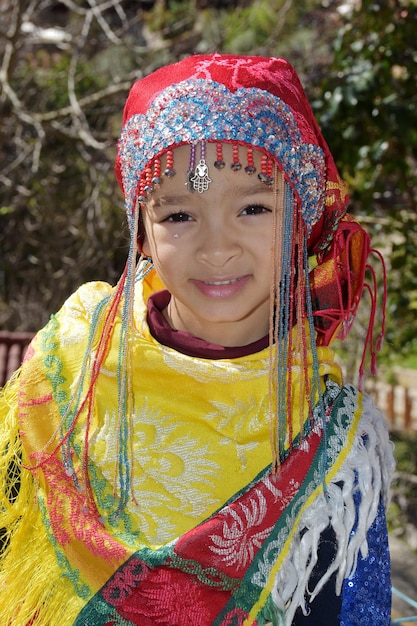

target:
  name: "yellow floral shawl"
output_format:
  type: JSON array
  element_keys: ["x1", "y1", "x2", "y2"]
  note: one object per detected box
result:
[{"x1": 0, "y1": 272, "x2": 352, "y2": 626}]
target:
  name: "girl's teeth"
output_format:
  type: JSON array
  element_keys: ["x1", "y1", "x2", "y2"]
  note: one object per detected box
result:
[{"x1": 205, "y1": 278, "x2": 239, "y2": 285}]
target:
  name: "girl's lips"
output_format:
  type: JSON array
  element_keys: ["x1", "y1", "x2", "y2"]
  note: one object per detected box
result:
[{"x1": 191, "y1": 275, "x2": 251, "y2": 298}]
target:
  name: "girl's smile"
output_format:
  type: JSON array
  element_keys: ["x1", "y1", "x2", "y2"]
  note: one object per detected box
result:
[{"x1": 191, "y1": 275, "x2": 252, "y2": 299}]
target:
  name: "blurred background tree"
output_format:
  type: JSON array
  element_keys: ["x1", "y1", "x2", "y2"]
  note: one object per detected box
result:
[
  {"x1": 0, "y1": 0, "x2": 416, "y2": 373},
  {"x1": 315, "y1": 0, "x2": 417, "y2": 366}
]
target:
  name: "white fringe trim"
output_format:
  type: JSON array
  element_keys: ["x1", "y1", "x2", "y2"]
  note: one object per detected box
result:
[{"x1": 269, "y1": 393, "x2": 395, "y2": 625}]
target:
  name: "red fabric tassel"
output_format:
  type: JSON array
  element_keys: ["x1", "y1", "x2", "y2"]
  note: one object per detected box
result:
[{"x1": 309, "y1": 215, "x2": 387, "y2": 387}]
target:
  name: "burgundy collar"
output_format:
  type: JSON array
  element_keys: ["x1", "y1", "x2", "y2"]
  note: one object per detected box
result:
[{"x1": 147, "y1": 290, "x2": 269, "y2": 359}]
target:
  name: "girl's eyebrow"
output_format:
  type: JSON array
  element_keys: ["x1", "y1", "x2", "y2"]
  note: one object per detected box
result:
[
  {"x1": 154, "y1": 195, "x2": 191, "y2": 207},
  {"x1": 154, "y1": 183, "x2": 274, "y2": 208},
  {"x1": 237, "y1": 183, "x2": 275, "y2": 195}
]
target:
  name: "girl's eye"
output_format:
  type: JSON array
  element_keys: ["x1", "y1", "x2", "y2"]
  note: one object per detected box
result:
[
  {"x1": 241, "y1": 204, "x2": 271, "y2": 216},
  {"x1": 164, "y1": 212, "x2": 193, "y2": 223}
]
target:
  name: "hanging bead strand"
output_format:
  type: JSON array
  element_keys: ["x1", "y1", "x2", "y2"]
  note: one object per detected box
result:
[
  {"x1": 164, "y1": 149, "x2": 176, "y2": 178},
  {"x1": 137, "y1": 175, "x2": 147, "y2": 203},
  {"x1": 245, "y1": 147, "x2": 256, "y2": 175},
  {"x1": 144, "y1": 166, "x2": 154, "y2": 194},
  {"x1": 186, "y1": 144, "x2": 197, "y2": 191},
  {"x1": 231, "y1": 144, "x2": 242, "y2": 171},
  {"x1": 259, "y1": 154, "x2": 273, "y2": 186},
  {"x1": 152, "y1": 157, "x2": 162, "y2": 187},
  {"x1": 214, "y1": 142, "x2": 225, "y2": 169},
  {"x1": 266, "y1": 157, "x2": 274, "y2": 186}
]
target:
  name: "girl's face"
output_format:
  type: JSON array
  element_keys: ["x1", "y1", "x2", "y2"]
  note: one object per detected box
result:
[{"x1": 142, "y1": 143, "x2": 283, "y2": 347}]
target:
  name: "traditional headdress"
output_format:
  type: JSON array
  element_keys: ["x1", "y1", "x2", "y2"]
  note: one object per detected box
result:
[{"x1": 116, "y1": 54, "x2": 346, "y2": 253}]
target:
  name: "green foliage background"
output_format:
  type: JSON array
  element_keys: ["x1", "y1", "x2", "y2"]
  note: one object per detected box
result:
[{"x1": 315, "y1": 0, "x2": 417, "y2": 363}]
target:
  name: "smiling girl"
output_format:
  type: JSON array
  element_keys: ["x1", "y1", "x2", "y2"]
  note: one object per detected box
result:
[{"x1": 0, "y1": 54, "x2": 393, "y2": 626}]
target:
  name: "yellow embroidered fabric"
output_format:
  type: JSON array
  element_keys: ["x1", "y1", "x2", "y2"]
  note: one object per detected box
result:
[{"x1": 0, "y1": 270, "x2": 342, "y2": 625}]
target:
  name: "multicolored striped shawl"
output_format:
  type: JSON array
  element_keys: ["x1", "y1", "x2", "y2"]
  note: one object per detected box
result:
[{"x1": 0, "y1": 277, "x2": 393, "y2": 625}]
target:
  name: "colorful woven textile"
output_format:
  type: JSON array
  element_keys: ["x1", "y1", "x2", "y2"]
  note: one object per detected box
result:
[{"x1": 0, "y1": 273, "x2": 393, "y2": 625}]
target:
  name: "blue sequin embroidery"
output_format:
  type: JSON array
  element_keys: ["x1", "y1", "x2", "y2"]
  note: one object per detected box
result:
[{"x1": 340, "y1": 499, "x2": 391, "y2": 625}]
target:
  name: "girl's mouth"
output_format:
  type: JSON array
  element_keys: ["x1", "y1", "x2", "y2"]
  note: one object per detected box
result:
[{"x1": 192, "y1": 275, "x2": 251, "y2": 298}]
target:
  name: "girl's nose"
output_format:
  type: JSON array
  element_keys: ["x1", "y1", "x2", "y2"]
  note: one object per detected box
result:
[{"x1": 196, "y1": 222, "x2": 242, "y2": 267}]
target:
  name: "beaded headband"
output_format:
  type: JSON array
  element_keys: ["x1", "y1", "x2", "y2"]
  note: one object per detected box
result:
[
  {"x1": 136, "y1": 141, "x2": 275, "y2": 199},
  {"x1": 116, "y1": 54, "x2": 349, "y2": 254}
]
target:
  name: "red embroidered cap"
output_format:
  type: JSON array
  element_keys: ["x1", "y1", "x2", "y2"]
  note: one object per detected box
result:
[{"x1": 115, "y1": 53, "x2": 349, "y2": 254}]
